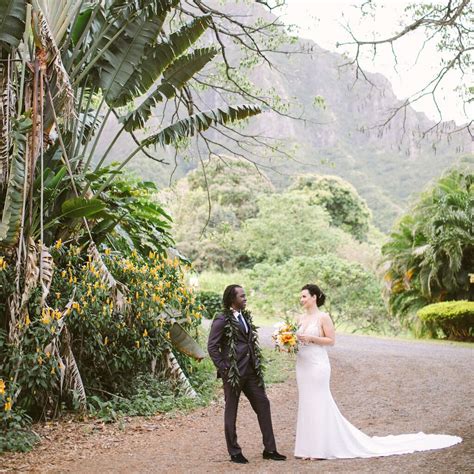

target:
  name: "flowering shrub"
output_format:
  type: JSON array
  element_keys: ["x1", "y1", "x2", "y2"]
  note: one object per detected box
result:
[{"x1": 0, "y1": 245, "x2": 204, "y2": 449}]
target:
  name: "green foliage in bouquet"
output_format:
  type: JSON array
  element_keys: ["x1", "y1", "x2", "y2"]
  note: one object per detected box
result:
[{"x1": 417, "y1": 301, "x2": 474, "y2": 341}]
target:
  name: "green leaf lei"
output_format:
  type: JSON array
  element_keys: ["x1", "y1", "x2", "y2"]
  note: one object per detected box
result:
[{"x1": 223, "y1": 308, "x2": 265, "y2": 390}]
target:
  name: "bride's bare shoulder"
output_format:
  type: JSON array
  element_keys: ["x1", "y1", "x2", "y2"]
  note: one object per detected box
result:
[{"x1": 320, "y1": 312, "x2": 333, "y2": 322}]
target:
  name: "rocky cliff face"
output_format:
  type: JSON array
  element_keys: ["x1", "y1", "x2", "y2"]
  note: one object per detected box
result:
[{"x1": 98, "y1": 3, "x2": 472, "y2": 230}]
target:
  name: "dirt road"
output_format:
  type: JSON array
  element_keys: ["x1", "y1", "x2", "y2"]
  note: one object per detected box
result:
[{"x1": 2, "y1": 332, "x2": 472, "y2": 473}]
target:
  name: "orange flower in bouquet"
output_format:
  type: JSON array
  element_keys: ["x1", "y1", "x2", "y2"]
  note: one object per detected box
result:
[{"x1": 272, "y1": 318, "x2": 299, "y2": 353}]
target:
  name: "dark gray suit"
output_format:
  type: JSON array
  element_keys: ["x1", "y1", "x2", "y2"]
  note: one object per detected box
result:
[{"x1": 207, "y1": 312, "x2": 277, "y2": 456}]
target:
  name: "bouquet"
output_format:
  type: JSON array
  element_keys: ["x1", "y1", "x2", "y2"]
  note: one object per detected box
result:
[{"x1": 272, "y1": 318, "x2": 299, "y2": 353}]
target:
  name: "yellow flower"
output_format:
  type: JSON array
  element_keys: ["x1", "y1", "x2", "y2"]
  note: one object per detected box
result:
[
  {"x1": 104, "y1": 248, "x2": 111, "y2": 256},
  {"x1": 25, "y1": 314, "x2": 31, "y2": 326},
  {"x1": 135, "y1": 341, "x2": 140, "y2": 348},
  {"x1": 0, "y1": 256, "x2": 7, "y2": 271},
  {"x1": 143, "y1": 329, "x2": 148, "y2": 337},
  {"x1": 4, "y1": 397, "x2": 12, "y2": 411},
  {"x1": 50, "y1": 367, "x2": 55, "y2": 374},
  {"x1": 72, "y1": 302, "x2": 81, "y2": 311},
  {"x1": 54, "y1": 239, "x2": 62, "y2": 249},
  {"x1": 104, "y1": 336, "x2": 108, "y2": 346},
  {"x1": 41, "y1": 308, "x2": 51, "y2": 324},
  {"x1": 45, "y1": 351, "x2": 51, "y2": 358},
  {"x1": 0, "y1": 379, "x2": 5, "y2": 395},
  {"x1": 37, "y1": 356, "x2": 43, "y2": 365}
]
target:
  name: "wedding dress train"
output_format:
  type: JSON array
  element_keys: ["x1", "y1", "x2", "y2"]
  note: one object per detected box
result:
[{"x1": 294, "y1": 319, "x2": 462, "y2": 459}]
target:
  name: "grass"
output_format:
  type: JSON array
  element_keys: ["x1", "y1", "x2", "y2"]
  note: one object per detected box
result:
[{"x1": 262, "y1": 348, "x2": 296, "y2": 385}]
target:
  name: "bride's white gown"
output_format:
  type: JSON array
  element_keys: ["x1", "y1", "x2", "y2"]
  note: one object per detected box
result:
[{"x1": 294, "y1": 318, "x2": 462, "y2": 459}]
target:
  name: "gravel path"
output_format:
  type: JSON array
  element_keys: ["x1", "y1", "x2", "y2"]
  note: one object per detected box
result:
[{"x1": 2, "y1": 329, "x2": 472, "y2": 473}]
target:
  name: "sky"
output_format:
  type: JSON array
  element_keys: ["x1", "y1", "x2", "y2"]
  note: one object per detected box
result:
[{"x1": 277, "y1": 0, "x2": 471, "y2": 125}]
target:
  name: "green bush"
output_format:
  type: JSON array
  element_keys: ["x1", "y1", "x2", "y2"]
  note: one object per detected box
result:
[
  {"x1": 246, "y1": 255, "x2": 389, "y2": 332},
  {"x1": 197, "y1": 291, "x2": 222, "y2": 319},
  {"x1": 417, "y1": 301, "x2": 474, "y2": 341},
  {"x1": 290, "y1": 174, "x2": 372, "y2": 241}
]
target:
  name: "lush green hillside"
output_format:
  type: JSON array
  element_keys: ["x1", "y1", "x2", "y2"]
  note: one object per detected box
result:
[{"x1": 94, "y1": 5, "x2": 473, "y2": 231}]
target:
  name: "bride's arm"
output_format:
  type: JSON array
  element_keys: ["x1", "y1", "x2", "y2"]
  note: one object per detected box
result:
[{"x1": 309, "y1": 314, "x2": 335, "y2": 346}]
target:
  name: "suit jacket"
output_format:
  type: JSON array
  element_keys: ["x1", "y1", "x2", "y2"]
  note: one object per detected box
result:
[{"x1": 207, "y1": 312, "x2": 259, "y2": 379}]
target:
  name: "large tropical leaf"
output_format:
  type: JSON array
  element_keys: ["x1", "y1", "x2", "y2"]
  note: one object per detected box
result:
[
  {"x1": 60, "y1": 197, "x2": 106, "y2": 219},
  {"x1": 119, "y1": 14, "x2": 212, "y2": 103},
  {"x1": 142, "y1": 104, "x2": 262, "y2": 148},
  {"x1": 33, "y1": 6, "x2": 75, "y2": 120},
  {"x1": 92, "y1": 1, "x2": 178, "y2": 106},
  {"x1": 0, "y1": 59, "x2": 14, "y2": 186},
  {"x1": 169, "y1": 322, "x2": 205, "y2": 360},
  {"x1": 122, "y1": 47, "x2": 218, "y2": 131},
  {"x1": 110, "y1": 0, "x2": 177, "y2": 18},
  {"x1": 0, "y1": 0, "x2": 26, "y2": 51},
  {"x1": 33, "y1": 0, "x2": 82, "y2": 45},
  {"x1": 0, "y1": 117, "x2": 29, "y2": 247}
]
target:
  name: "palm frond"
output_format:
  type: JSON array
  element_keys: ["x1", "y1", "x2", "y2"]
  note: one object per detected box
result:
[
  {"x1": 119, "y1": 14, "x2": 212, "y2": 102},
  {"x1": 142, "y1": 104, "x2": 262, "y2": 148},
  {"x1": 93, "y1": 11, "x2": 165, "y2": 106},
  {"x1": 109, "y1": 0, "x2": 178, "y2": 19},
  {"x1": 122, "y1": 47, "x2": 218, "y2": 132}
]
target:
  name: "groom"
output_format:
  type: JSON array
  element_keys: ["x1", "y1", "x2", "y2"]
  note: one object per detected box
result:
[{"x1": 207, "y1": 284, "x2": 286, "y2": 464}]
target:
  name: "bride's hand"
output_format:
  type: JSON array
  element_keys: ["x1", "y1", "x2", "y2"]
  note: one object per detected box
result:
[{"x1": 297, "y1": 334, "x2": 311, "y2": 345}]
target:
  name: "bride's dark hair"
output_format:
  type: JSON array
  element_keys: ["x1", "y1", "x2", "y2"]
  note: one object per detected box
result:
[{"x1": 301, "y1": 283, "x2": 326, "y2": 307}]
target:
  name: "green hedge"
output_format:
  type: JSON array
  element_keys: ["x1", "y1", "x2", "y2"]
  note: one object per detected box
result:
[
  {"x1": 197, "y1": 291, "x2": 222, "y2": 319},
  {"x1": 417, "y1": 301, "x2": 474, "y2": 341}
]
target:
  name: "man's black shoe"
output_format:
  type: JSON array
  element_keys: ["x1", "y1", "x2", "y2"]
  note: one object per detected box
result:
[
  {"x1": 230, "y1": 453, "x2": 249, "y2": 464},
  {"x1": 262, "y1": 450, "x2": 287, "y2": 461}
]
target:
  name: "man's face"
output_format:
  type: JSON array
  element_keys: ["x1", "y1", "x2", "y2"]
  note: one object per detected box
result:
[{"x1": 232, "y1": 287, "x2": 247, "y2": 311}]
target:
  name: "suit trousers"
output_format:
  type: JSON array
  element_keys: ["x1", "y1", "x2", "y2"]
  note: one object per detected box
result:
[{"x1": 223, "y1": 364, "x2": 277, "y2": 456}]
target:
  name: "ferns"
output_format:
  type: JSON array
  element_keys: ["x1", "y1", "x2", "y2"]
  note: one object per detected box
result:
[{"x1": 382, "y1": 168, "x2": 473, "y2": 325}]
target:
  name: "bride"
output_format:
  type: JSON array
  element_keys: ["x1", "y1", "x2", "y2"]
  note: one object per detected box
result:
[{"x1": 294, "y1": 283, "x2": 462, "y2": 460}]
